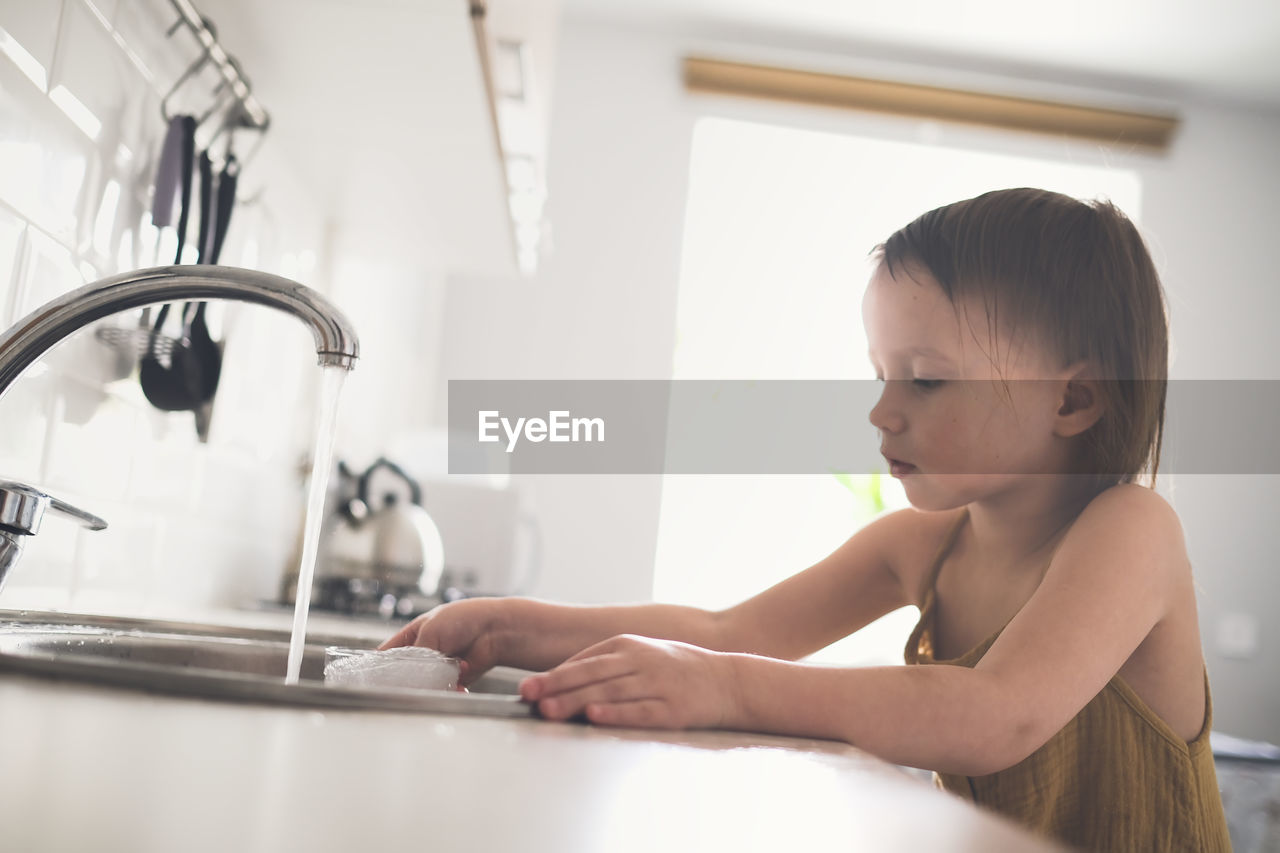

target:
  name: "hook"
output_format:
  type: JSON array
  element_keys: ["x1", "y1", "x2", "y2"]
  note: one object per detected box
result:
[
  {"x1": 160, "y1": 16, "x2": 219, "y2": 123},
  {"x1": 204, "y1": 57, "x2": 248, "y2": 133},
  {"x1": 196, "y1": 84, "x2": 235, "y2": 128},
  {"x1": 201, "y1": 103, "x2": 245, "y2": 169},
  {"x1": 204, "y1": 104, "x2": 236, "y2": 158},
  {"x1": 219, "y1": 56, "x2": 270, "y2": 135},
  {"x1": 201, "y1": 58, "x2": 259, "y2": 159},
  {"x1": 234, "y1": 122, "x2": 268, "y2": 170},
  {"x1": 160, "y1": 53, "x2": 210, "y2": 122}
]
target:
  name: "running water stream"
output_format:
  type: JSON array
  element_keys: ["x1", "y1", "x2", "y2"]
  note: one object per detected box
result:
[{"x1": 285, "y1": 366, "x2": 347, "y2": 684}]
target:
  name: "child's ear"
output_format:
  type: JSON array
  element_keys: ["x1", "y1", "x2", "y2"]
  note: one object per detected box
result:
[{"x1": 1054, "y1": 362, "x2": 1105, "y2": 437}]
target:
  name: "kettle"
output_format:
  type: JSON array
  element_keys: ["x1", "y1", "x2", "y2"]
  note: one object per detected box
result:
[{"x1": 358, "y1": 457, "x2": 446, "y2": 597}]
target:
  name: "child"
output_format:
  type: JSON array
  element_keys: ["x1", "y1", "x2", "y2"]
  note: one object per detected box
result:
[{"x1": 382, "y1": 188, "x2": 1231, "y2": 852}]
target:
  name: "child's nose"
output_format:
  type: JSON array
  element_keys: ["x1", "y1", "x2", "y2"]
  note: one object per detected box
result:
[{"x1": 868, "y1": 381, "x2": 907, "y2": 433}]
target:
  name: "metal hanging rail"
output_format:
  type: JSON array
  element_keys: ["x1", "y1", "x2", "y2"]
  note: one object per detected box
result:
[{"x1": 166, "y1": 0, "x2": 270, "y2": 132}]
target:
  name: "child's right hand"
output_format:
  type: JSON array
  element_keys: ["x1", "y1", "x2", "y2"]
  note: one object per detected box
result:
[{"x1": 378, "y1": 598, "x2": 509, "y2": 685}]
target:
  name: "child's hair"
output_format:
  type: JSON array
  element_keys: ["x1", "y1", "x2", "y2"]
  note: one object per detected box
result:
[{"x1": 872, "y1": 187, "x2": 1167, "y2": 495}]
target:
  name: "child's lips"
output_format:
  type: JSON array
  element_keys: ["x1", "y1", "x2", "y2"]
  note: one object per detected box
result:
[{"x1": 884, "y1": 455, "x2": 916, "y2": 476}]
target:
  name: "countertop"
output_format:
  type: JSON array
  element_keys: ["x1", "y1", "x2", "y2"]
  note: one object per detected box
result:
[{"x1": 0, "y1": 606, "x2": 1065, "y2": 852}]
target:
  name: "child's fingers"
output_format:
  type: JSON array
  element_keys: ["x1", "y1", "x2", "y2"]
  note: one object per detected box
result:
[
  {"x1": 534, "y1": 673, "x2": 650, "y2": 721},
  {"x1": 457, "y1": 658, "x2": 491, "y2": 688},
  {"x1": 561, "y1": 635, "x2": 626, "y2": 664},
  {"x1": 520, "y1": 653, "x2": 637, "y2": 702},
  {"x1": 585, "y1": 699, "x2": 672, "y2": 728},
  {"x1": 561, "y1": 633, "x2": 659, "y2": 665},
  {"x1": 377, "y1": 619, "x2": 422, "y2": 650}
]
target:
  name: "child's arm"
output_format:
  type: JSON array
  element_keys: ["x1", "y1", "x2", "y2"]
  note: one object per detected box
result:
[
  {"x1": 380, "y1": 596, "x2": 732, "y2": 679},
  {"x1": 380, "y1": 507, "x2": 917, "y2": 681},
  {"x1": 521, "y1": 485, "x2": 1185, "y2": 776},
  {"x1": 712, "y1": 505, "x2": 922, "y2": 658}
]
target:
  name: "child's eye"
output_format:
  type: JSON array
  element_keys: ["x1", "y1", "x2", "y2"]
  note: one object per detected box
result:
[{"x1": 913, "y1": 379, "x2": 944, "y2": 390}]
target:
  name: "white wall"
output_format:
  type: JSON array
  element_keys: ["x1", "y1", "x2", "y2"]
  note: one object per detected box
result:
[
  {"x1": 439, "y1": 13, "x2": 1280, "y2": 742},
  {"x1": 0, "y1": 0, "x2": 443, "y2": 615},
  {"x1": 1141, "y1": 101, "x2": 1280, "y2": 745}
]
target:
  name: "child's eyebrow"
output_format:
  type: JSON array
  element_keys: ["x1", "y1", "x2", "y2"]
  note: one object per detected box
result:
[{"x1": 867, "y1": 345, "x2": 954, "y2": 361}]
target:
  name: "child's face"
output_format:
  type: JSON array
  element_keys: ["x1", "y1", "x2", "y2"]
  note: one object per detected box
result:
[{"x1": 862, "y1": 261, "x2": 1074, "y2": 510}]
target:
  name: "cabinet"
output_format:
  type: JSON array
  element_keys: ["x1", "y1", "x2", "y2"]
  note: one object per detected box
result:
[
  {"x1": 195, "y1": 0, "x2": 562, "y2": 277},
  {"x1": 474, "y1": 0, "x2": 560, "y2": 275}
]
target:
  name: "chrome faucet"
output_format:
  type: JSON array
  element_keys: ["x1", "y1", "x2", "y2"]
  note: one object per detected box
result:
[{"x1": 0, "y1": 264, "x2": 360, "y2": 592}]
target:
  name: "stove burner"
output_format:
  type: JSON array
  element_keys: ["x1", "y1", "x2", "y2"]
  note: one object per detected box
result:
[{"x1": 310, "y1": 577, "x2": 450, "y2": 619}]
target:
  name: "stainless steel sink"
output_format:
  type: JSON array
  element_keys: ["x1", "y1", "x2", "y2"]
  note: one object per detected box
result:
[{"x1": 0, "y1": 609, "x2": 534, "y2": 717}]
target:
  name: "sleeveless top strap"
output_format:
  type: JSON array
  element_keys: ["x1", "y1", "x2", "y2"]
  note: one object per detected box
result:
[
  {"x1": 905, "y1": 507, "x2": 969, "y2": 666},
  {"x1": 916, "y1": 506, "x2": 970, "y2": 607}
]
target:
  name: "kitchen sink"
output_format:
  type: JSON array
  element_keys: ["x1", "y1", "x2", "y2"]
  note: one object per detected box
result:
[{"x1": 0, "y1": 610, "x2": 534, "y2": 718}]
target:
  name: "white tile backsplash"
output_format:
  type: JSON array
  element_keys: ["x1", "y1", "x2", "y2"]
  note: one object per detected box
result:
[
  {"x1": 0, "y1": 205, "x2": 25, "y2": 322},
  {"x1": 0, "y1": 0, "x2": 62, "y2": 87},
  {"x1": 0, "y1": 55, "x2": 91, "y2": 242},
  {"x1": 0, "y1": 370, "x2": 51, "y2": 481},
  {"x1": 17, "y1": 225, "x2": 82, "y2": 314},
  {"x1": 72, "y1": 499, "x2": 159, "y2": 591},
  {"x1": 109, "y1": 0, "x2": 204, "y2": 92},
  {"x1": 125, "y1": 436, "x2": 201, "y2": 509},
  {"x1": 43, "y1": 394, "x2": 136, "y2": 498},
  {"x1": 0, "y1": 0, "x2": 335, "y2": 615},
  {"x1": 82, "y1": 0, "x2": 120, "y2": 29},
  {"x1": 7, "y1": 516, "x2": 79, "y2": 590}
]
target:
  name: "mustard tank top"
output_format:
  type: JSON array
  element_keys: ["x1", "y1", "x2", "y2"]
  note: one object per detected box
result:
[{"x1": 903, "y1": 508, "x2": 1232, "y2": 852}]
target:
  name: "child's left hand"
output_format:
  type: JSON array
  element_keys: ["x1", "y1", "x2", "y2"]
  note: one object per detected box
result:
[{"x1": 518, "y1": 634, "x2": 739, "y2": 729}]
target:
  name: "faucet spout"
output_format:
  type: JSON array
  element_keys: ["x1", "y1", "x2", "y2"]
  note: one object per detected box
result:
[
  {"x1": 0, "y1": 265, "x2": 358, "y2": 593},
  {"x1": 0, "y1": 265, "x2": 359, "y2": 402}
]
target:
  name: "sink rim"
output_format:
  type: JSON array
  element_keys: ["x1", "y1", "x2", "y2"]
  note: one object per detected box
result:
[{"x1": 0, "y1": 609, "x2": 535, "y2": 718}]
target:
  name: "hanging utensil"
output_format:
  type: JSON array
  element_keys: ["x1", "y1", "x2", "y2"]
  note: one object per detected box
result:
[
  {"x1": 150, "y1": 114, "x2": 189, "y2": 237},
  {"x1": 186, "y1": 147, "x2": 222, "y2": 409},
  {"x1": 210, "y1": 153, "x2": 237, "y2": 264},
  {"x1": 137, "y1": 303, "x2": 203, "y2": 412},
  {"x1": 139, "y1": 115, "x2": 203, "y2": 413},
  {"x1": 188, "y1": 149, "x2": 236, "y2": 441}
]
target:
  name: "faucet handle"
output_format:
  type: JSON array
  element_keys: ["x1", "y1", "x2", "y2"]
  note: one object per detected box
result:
[
  {"x1": 0, "y1": 480, "x2": 108, "y2": 536},
  {"x1": 48, "y1": 494, "x2": 109, "y2": 532}
]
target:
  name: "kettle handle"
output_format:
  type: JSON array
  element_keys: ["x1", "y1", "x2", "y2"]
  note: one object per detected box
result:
[{"x1": 358, "y1": 457, "x2": 423, "y2": 509}]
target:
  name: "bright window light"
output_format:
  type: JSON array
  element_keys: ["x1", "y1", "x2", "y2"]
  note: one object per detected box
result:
[
  {"x1": 49, "y1": 85, "x2": 102, "y2": 141},
  {"x1": 0, "y1": 26, "x2": 48, "y2": 91},
  {"x1": 654, "y1": 116, "x2": 1141, "y2": 665},
  {"x1": 93, "y1": 180, "x2": 121, "y2": 258}
]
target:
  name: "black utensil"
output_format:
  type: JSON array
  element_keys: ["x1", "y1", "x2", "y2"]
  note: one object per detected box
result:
[
  {"x1": 195, "y1": 149, "x2": 215, "y2": 265},
  {"x1": 209, "y1": 154, "x2": 237, "y2": 264},
  {"x1": 188, "y1": 148, "x2": 222, "y2": 406},
  {"x1": 150, "y1": 115, "x2": 188, "y2": 231},
  {"x1": 139, "y1": 304, "x2": 204, "y2": 411},
  {"x1": 188, "y1": 151, "x2": 236, "y2": 441},
  {"x1": 170, "y1": 115, "x2": 196, "y2": 265},
  {"x1": 140, "y1": 115, "x2": 200, "y2": 412},
  {"x1": 189, "y1": 302, "x2": 222, "y2": 442}
]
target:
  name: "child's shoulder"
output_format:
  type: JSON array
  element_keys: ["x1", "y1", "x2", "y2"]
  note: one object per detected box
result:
[
  {"x1": 1085, "y1": 481, "x2": 1178, "y2": 511},
  {"x1": 1074, "y1": 484, "x2": 1185, "y2": 543},
  {"x1": 1069, "y1": 484, "x2": 1190, "y2": 572},
  {"x1": 877, "y1": 505, "x2": 969, "y2": 607},
  {"x1": 885, "y1": 485, "x2": 1185, "y2": 606}
]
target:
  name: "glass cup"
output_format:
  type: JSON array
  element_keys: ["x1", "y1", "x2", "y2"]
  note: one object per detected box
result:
[{"x1": 323, "y1": 646, "x2": 460, "y2": 692}]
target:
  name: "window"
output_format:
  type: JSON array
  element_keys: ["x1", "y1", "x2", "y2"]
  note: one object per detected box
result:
[{"x1": 654, "y1": 117, "x2": 1141, "y2": 664}]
